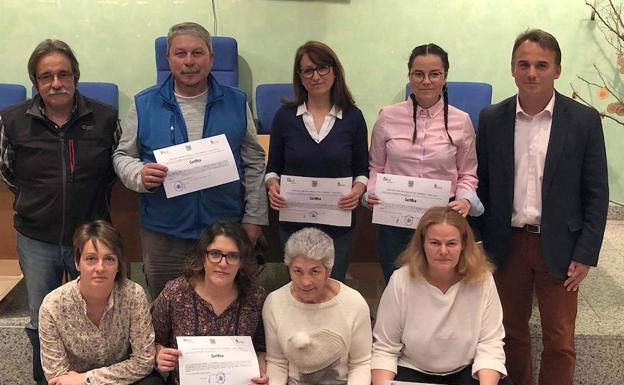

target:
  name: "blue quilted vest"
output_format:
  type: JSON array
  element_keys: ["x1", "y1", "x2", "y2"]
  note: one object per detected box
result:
[{"x1": 135, "y1": 74, "x2": 247, "y2": 239}]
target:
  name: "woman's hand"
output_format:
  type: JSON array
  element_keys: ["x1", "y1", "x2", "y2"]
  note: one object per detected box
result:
[
  {"x1": 338, "y1": 182, "x2": 366, "y2": 210},
  {"x1": 266, "y1": 178, "x2": 287, "y2": 210},
  {"x1": 156, "y1": 346, "x2": 182, "y2": 372},
  {"x1": 48, "y1": 371, "x2": 86, "y2": 385},
  {"x1": 476, "y1": 368, "x2": 501, "y2": 385},
  {"x1": 251, "y1": 352, "x2": 269, "y2": 385},
  {"x1": 251, "y1": 374, "x2": 269, "y2": 385},
  {"x1": 366, "y1": 192, "x2": 381, "y2": 207},
  {"x1": 448, "y1": 198, "x2": 471, "y2": 217}
]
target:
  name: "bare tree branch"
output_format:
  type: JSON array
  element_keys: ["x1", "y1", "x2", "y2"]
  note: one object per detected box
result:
[
  {"x1": 572, "y1": 82, "x2": 624, "y2": 126},
  {"x1": 586, "y1": 0, "x2": 624, "y2": 41},
  {"x1": 609, "y1": 0, "x2": 624, "y2": 31}
]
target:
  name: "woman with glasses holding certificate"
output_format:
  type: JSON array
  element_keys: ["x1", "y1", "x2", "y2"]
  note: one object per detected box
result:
[
  {"x1": 367, "y1": 43, "x2": 483, "y2": 282},
  {"x1": 151, "y1": 220, "x2": 267, "y2": 385},
  {"x1": 264, "y1": 41, "x2": 369, "y2": 282}
]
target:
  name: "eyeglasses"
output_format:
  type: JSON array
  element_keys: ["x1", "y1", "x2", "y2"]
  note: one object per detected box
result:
[
  {"x1": 36, "y1": 71, "x2": 74, "y2": 85},
  {"x1": 298, "y1": 65, "x2": 332, "y2": 79},
  {"x1": 206, "y1": 249, "x2": 241, "y2": 265},
  {"x1": 409, "y1": 70, "x2": 446, "y2": 83}
]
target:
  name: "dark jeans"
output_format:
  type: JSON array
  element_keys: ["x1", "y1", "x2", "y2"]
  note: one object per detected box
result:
[
  {"x1": 140, "y1": 228, "x2": 197, "y2": 300},
  {"x1": 376, "y1": 224, "x2": 415, "y2": 283},
  {"x1": 279, "y1": 227, "x2": 354, "y2": 282},
  {"x1": 132, "y1": 370, "x2": 165, "y2": 385},
  {"x1": 17, "y1": 232, "x2": 78, "y2": 385},
  {"x1": 396, "y1": 365, "x2": 513, "y2": 385}
]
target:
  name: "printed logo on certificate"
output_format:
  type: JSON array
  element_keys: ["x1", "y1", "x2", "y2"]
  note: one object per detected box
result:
[
  {"x1": 153, "y1": 134, "x2": 240, "y2": 198},
  {"x1": 372, "y1": 173, "x2": 451, "y2": 229},
  {"x1": 279, "y1": 175, "x2": 352, "y2": 227}
]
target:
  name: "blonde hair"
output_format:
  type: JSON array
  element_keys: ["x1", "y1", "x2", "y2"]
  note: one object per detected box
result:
[{"x1": 398, "y1": 206, "x2": 492, "y2": 282}]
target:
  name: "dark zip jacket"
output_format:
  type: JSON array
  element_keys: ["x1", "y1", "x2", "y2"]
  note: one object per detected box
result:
[{"x1": 0, "y1": 92, "x2": 119, "y2": 245}]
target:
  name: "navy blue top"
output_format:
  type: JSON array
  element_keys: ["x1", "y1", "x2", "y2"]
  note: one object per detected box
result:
[{"x1": 266, "y1": 104, "x2": 369, "y2": 236}]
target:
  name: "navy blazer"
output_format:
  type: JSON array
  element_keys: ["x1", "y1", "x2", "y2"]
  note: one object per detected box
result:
[{"x1": 475, "y1": 91, "x2": 609, "y2": 279}]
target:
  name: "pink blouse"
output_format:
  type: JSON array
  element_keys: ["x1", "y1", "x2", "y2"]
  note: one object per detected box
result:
[{"x1": 368, "y1": 98, "x2": 481, "y2": 215}]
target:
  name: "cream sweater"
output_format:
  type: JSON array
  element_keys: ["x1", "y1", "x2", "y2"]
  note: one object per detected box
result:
[
  {"x1": 371, "y1": 266, "x2": 506, "y2": 378},
  {"x1": 263, "y1": 281, "x2": 372, "y2": 385}
]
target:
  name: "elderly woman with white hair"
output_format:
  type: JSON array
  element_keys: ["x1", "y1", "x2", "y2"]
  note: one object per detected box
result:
[{"x1": 262, "y1": 228, "x2": 372, "y2": 385}]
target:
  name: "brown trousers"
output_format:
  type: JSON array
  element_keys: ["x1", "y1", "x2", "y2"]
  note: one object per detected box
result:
[{"x1": 494, "y1": 229, "x2": 578, "y2": 385}]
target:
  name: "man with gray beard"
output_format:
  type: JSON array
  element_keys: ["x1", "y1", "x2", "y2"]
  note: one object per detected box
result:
[{"x1": 0, "y1": 39, "x2": 119, "y2": 385}]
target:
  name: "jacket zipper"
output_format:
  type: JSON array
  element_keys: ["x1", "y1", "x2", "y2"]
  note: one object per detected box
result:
[{"x1": 59, "y1": 131, "x2": 67, "y2": 245}]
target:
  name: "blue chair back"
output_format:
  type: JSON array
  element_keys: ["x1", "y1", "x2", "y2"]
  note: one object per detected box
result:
[
  {"x1": 32, "y1": 82, "x2": 119, "y2": 110},
  {"x1": 78, "y1": 82, "x2": 119, "y2": 109},
  {"x1": 405, "y1": 81, "x2": 492, "y2": 130},
  {"x1": 0, "y1": 84, "x2": 27, "y2": 110},
  {"x1": 155, "y1": 36, "x2": 239, "y2": 87},
  {"x1": 255, "y1": 83, "x2": 294, "y2": 134}
]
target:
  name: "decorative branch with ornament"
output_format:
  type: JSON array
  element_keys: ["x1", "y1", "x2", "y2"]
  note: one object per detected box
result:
[{"x1": 571, "y1": 0, "x2": 624, "y2": 126}]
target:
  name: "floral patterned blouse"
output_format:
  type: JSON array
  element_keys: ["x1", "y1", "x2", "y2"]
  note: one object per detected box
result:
[
  {"x1": 151, "y1": 276, "x2": 266, "y2": 385},
  {"x1": 38, "y1": 278, "x2": 156, "y2": 385}
]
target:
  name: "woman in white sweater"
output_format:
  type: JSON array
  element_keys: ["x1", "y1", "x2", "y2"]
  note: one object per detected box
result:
[
  {"x1": 263, "y1": 228, "x2": 372, "y2": 385},
  {"x1": 371, "y1": 206, "x2": 510, "y2": 385}
]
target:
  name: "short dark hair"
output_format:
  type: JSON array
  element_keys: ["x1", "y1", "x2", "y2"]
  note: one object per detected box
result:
[
  {"x1": 512, "y1": 29, "x2": 561, "y2": 66},
  {"x1": 27, "y1": 39, "x2": 80, "y2": 86},
  {"x1": 183, "y1": 219, "x2": 259, "y2": 296},
  {"x1": 285, "y1": 41, "x2": 355, "y2": 112},
  {"x1": 73, "y1": 220, "x2": 127, "y2": 283}
]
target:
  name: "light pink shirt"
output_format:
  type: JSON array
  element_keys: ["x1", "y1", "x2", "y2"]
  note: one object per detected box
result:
[
  {"x1": 512, "y1": 94, "x2": 555, "y2": 227},
  {"x1": 368, "y1": 98, "x2": 481, "y2": 215}
]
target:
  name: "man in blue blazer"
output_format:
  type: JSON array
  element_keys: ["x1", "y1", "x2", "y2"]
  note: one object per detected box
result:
[{"x1": 476, "y1": 29, "x2": 608, "y2": 385}]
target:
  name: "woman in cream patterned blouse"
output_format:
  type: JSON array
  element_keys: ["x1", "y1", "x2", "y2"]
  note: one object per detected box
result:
[{"x1": 38, "y1": 220, "x2": 161, "y2": 385}]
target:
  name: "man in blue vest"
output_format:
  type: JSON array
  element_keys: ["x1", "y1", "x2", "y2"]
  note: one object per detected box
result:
[{"x1": 113, "y1": 22, "x2": 268, "y2": 299}]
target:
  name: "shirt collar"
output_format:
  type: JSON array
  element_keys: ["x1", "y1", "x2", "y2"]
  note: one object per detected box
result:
[
  {"x1": 515, "y1": 92, "x2": 555, "y2": 118},
  {"x1": 72, "y1": 278, "x2": 116, "y2": 315},
  {"x1": 415, "y1": 96, "x2": 444, "y2": 118},
  {"x1": 296, "y1": 102, "x2": 342, "y2": 119}
]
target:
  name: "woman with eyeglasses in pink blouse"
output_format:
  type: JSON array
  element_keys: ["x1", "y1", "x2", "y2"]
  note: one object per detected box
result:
[{"x1": 367, "y1": 43, "x2": 484, "y2": 283}]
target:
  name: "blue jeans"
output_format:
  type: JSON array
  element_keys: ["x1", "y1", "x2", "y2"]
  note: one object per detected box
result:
[
  {"x1": 376, "y1": 225, "x2": 415, "y2": 283},
  {"x1": 279, "y1": 227, "x2": 354, "y2": 282},
  {"x1": 16, "y1": 232, "x2": 78, "y2": 384}
]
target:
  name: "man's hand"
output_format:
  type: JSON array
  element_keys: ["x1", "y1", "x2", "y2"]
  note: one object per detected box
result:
[
  {"x1": 156, "y1": 347, "x2": 182, "y2": 373},
  {"x1": 141, "y1": 163, "x2": 168, "y2": 190},
  {"x1": 48, "y1": 371, "x2": 86, "y2": 385},
  {"x1": 242, "y1": 223, "x2": 263, "y2": 245},
  {"x1": 564, "y1": 261, "x2": 590, "y2": 292},
  {"x1": 338, "y1": 182, "x2": 366, "y2": 211}
]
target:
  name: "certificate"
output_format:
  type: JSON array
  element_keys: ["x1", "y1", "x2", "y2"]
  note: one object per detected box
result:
[
  {"x1": 372, "y1": 173, "x2": 451, "y2": 229},
  {"x1": 154, "y1": 134, "x2": 239, "y2": 198},
  {"x1": 279, "y1": 175, "x2": 352, "y2": 227},
  {"x1": 177, "y1": 336, "x2": 260, "y2": 385}
]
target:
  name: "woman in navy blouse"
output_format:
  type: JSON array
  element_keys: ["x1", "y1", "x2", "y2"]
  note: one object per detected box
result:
[{"x1": 264, "y1": 41, "x2": 369, "y2": 281}]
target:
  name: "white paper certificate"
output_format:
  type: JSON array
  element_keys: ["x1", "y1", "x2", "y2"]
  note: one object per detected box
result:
[
  {"x1": 153, "y1": 134, "x2": 240, "y2": 198},
  {"x1": 279, "y1": 175, "x2": 352, "y2": 227},
  {"x1": 372, "y1": 173, "x2": 451, "y2": 229},
  {"x1": 176, "y1": 336, "x2": 260, "y2": 385}
]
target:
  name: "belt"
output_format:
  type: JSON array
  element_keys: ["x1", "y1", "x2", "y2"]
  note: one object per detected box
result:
[{"x1": 513, "y1": 224, "x2": 541, "y2": 234}]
